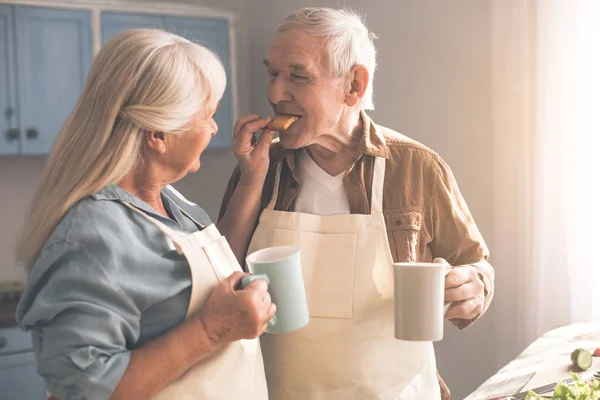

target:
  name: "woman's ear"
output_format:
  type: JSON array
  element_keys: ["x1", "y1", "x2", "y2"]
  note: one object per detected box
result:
[
  {"x1": 345, "y1": 65, "x2": 369, "y2": 107},
  {"x1": 144, "y1": 130, "x2": 168, "y2": 154}
]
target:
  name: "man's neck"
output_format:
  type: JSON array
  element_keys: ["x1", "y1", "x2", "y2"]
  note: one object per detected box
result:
[{"x1": 306, "y1": 111, "x2": 364, "y2": 177}]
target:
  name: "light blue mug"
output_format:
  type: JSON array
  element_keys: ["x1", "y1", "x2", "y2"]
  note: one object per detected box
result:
[{"x1": 242, "y1": 246, "x2": 309, "y2": 334}]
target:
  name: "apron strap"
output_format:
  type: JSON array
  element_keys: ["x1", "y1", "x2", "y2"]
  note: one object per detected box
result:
[
  {"x1": 163, "y1": 185, "x2": 207, "y2": 229},
  {"x1": 266, "y1": 163, "x2": 283, "y2": 210},
  {"x1": 120, "y1": 201, "x2": 185, "y2": 254},
  {"x1": 371, "y1": 157, "x2": 386, "y2": 214}
]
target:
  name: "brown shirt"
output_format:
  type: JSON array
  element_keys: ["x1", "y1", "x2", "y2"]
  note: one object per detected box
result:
[{"x1": 219, "y1": 111, "x2": 495, "y2": 399}]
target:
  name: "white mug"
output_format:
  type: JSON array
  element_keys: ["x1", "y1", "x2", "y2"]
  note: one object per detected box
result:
[
  {"x1": 393, "y1": 262, "x2": 453, "y2": 342},
  {"x1": 245, "y1": 246, "x2": 310, "y2": 334}
]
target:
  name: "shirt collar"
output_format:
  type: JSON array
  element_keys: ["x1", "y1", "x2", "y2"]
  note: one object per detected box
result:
[{"x1": 91, "y1": 184, "x2": 167, "y2": 218}]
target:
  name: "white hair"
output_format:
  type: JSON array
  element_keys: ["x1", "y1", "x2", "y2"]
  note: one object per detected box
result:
[
  {"x1": 278, "y1": 7, "x2": 378, "y2": 110},
  {"x1": 17, "y1": 28, "x2": 226, "y2": 266}
]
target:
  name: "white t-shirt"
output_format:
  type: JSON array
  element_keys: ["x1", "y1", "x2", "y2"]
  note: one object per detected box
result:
[{"x1": 293, "y1": 148, "x2": 351, "y2": 216}]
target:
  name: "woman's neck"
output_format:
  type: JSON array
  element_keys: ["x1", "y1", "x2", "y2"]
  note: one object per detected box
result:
[{"x1": 119, "y1": 167, "x2": 169, "y2": 218}]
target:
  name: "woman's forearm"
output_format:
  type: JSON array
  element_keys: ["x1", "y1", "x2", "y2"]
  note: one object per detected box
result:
[{"x1": 110, "y1": 316, "x2": 218, "y2": 400}]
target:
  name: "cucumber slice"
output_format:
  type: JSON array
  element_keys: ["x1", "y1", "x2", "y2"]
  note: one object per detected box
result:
[{"x1": 571, "y1": 348, "x2": 593, "y2": 370}]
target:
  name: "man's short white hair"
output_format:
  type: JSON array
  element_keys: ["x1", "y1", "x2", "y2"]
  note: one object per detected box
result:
[{"x1": 277, "y1": 7, "x2": 378, "y2": 110}]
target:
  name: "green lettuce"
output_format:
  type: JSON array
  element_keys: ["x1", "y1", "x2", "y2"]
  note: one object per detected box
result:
[{"x1": 524, "y1": 373, "x2": 600, "y2": 400}]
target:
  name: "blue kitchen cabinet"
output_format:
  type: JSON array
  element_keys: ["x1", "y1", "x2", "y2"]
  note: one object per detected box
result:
[
  {"x1": 0, "y1": 5, "x2": 18, "y2": 155},
  {"x1": 101, "y1": 12, "x2": 234, "y2": 148},
  {"x1": 101, "y1": 12, "x2": 164, "y2": 42},
  {"x1": 15, "y1": 6, "x2": 92, "y2": 155},
  {"x1": 165, "y1": 16, "x2": 233, "y2": 149},
  {"x1": 0, "y1": 5, "x2": 91, "y2": 155},
  {"x1": 0, "y1": 327, "x2": 46, "y2": 400}
]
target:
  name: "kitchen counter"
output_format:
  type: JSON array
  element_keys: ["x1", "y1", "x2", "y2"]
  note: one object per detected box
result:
[
  {"x1": 466, "y1": 322, "x2": 600, "y2": 399},
  {"x1": 0, "y1": 298, "x2": 19, "y2": 329}
]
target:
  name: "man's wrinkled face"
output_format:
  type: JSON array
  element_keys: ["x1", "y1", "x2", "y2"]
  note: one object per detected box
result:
[{"x1": 265, "y1": 28, "x2": 349, "y2": 149}]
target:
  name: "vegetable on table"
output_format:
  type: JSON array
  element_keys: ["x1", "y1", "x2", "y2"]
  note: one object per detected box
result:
[
  {"x1": 572, "y1": 348, "x2": 594, "y2": 371},
  {"x1": 524, "y1": 372, "x2": 600, "y2": 400}
]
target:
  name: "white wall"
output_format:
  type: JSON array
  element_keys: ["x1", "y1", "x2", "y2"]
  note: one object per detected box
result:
[{"x1": 0, "y1": 0, "x2": 503, "y2": 397}]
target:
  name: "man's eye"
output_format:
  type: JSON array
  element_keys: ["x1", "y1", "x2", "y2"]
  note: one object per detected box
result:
[{"x1": 291, "y1": 74, "x2": 308, "y2": 81}]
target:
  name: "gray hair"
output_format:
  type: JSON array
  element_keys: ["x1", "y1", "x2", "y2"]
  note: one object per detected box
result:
[{"x1": 278, "y1": 7, "x2": 378, "y2": 110}]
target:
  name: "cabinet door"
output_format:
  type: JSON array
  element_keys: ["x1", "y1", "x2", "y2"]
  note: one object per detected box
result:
[
  {"x1": 15, "y1": 6, "x2": 91, "y2": 155},
  {"x1": 0, "y1": 352, "x2": 46, "y2": 400},
  {"x1": 101, "y1": 12, "x2": 165, "y2": 44},
  {"x1": 164, "y1": 16, "x2": 233, "y2": 148},
  {"x1": 0, "y1": 5, "x2": 18, "y2": 155}
]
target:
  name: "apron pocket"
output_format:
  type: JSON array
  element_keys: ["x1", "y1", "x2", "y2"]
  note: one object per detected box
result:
[{"x1": 273, "y1": 228, "x2": 356, "y2": 319}]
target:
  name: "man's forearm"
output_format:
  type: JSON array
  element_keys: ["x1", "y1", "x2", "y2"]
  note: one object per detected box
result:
[{"x1": 217, "y1": 181, "x2": 264, "y2": 265}]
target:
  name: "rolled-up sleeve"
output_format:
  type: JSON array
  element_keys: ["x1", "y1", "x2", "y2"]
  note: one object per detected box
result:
[
  {"x1": 17, "y1": 241, "x2": 140, "y2": 400},
  {"x1": 429, "y1": 155, "x2": 495, "y2": 329}
]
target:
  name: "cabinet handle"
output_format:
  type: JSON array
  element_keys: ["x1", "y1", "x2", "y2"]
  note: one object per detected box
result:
[
  {"x1": 5, "y1": 128, "x2": 20, "y2": 140},
  {"x1": 26, "y1": 128, "x2": 39, "y2": 139},
  {"x1": 5, "y1": 107, "x2": 14, "y2": 120},
  {"x1": 0, "y1": 337, "x2": 6, "y2": 349}
]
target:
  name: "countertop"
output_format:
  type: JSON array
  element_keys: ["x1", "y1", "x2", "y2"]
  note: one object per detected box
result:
[{"x1": 466, "y1": 322, "x2": 600, "y2": 399}]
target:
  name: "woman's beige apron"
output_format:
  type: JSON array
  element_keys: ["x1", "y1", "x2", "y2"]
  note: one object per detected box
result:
[
  {"x1": 247, "y1": 156, "x2": 440, "y2": 399},
  {"x1": 122, "y1": 201, "x2": 268, "y2": 400}
]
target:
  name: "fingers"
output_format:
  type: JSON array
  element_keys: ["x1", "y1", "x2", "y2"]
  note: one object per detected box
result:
[
  {"x1": 242, "y1": 277, "x2": 269, "y2": 294},
  {"x1": 433, "y1": 257, "x2": 450, "y2": 266},
  {"x1": 261, "y1": 289, "x2": 272, "y2": 304},
  {"x1": 445, "y1": 296, "x2": 484, "y2": 320},
  {"x1": 445, "y1": 280, "x2": 479, "y2": 302},
  {"x1": 256, "y1": 290, "x2": 277, "y2": 335},
  {"x1": 445, "y1": 266, "x2": 477, "y2": 289},
  {"x1": 234, "y1": 117, "x2": 272, "y2": 145},
  {"x1": 256, "y1": 130, "x2": 276, "y2": 154},
  {"x1": 445, "y1": 269, "x2": 485, "y2": 302},
  {"x1": 267, "y1": 302, "x2": 277, "y2": 319},
  {"x1": 233, "y1": 115, "x2": 261, "y2": 138},
  {"x1": 443, "y1": 266, "x2": 486, "y2": 320},
  {"x1": 225, "y1": 271, "x2": 247, "y2": 290}
]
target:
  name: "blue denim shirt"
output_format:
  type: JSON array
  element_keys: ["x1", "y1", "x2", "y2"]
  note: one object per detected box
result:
[{"x1": 16, "y1": 184, "x2": 212, "y2": 400}]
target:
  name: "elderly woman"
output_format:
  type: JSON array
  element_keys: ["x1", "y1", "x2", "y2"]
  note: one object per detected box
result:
[{"x1": 15, "y1": 29, "x2": 275, "y2": 400}]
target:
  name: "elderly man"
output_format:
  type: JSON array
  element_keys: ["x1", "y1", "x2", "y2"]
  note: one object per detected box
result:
[{"x1": 220, "y1": 7, "x2": 494, "y2": 400}]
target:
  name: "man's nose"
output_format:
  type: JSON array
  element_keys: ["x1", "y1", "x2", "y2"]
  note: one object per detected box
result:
[{"x1": 268, "y1": 76, "x2": 293, "y2": 104}]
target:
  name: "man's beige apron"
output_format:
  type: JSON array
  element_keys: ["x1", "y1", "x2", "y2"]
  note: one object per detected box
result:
[
  {"x1": 122, "y1": 202, "x2": 268, "y2": 400},
  {"x1": 248, "y1": 156, "x2": 440, "y2": 399}
]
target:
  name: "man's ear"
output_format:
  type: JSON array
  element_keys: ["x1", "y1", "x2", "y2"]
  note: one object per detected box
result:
[
  {"x1": 144, "y1": 130, "x2": 168, "y2": 154},
  {"x1": 345, "y1": 65, "x2": 369, "y2": 107}
]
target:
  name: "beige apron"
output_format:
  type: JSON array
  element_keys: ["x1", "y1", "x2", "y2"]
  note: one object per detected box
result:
[
  {"x1": 248, "y1": 156, "x2": 440, "y2": 400},
  {"x1": 122, "y1": 202, "x2": 268, "y2": 400}
]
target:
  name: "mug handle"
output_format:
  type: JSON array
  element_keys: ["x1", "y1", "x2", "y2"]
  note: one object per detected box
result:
[
  {"x1": 241, "y1": 274, "x2": 277, "y2": 327},
  {"x1": 443, "y1": 265, "x2": 453, "y2": 316}
]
